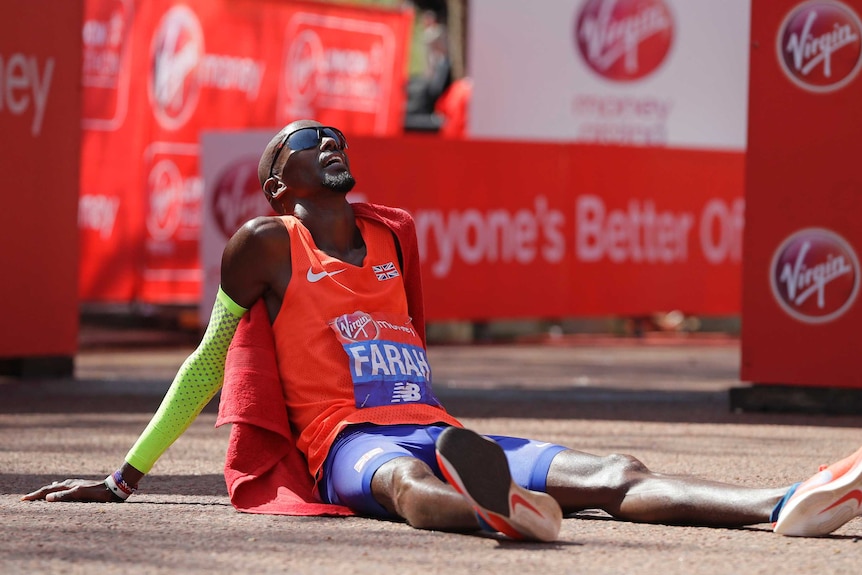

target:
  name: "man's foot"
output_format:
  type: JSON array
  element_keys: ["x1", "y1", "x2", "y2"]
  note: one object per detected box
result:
[
  {"x1": 435, "y1": 426, "x2": 562, "y2": 542},
  {"x1": 774, "y1": 446, "x2": 862, "y2": 536}
]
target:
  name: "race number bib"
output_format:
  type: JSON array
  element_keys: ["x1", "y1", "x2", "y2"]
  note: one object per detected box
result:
[{"x1": 329, "y1": 311, "x2": 442, "y2": 409}]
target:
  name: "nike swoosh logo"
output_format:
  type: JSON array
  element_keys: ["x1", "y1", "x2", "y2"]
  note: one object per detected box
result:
[
  {"x1": 307, "y1": 267, "x2": 346, "y2": 283},
  {"x1": 510, "y1": 492, "x2": 542, "y2": 516},
  {"x1": 820, "y1": 489, "x2": 862, "y2": 514}
]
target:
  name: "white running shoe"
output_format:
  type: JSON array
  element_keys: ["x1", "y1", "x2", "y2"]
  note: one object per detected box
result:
[
  {"x1": 435, "y1": 427, "x2": 562, "y2": 542},
  {"x1": 774, "y1": 446, "x2": 862, "y2": 537}
]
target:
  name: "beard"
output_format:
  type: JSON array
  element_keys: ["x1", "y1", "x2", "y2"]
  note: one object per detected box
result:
[{"x1": 323, "y1": 170, "x2": 356, "y2": 193}]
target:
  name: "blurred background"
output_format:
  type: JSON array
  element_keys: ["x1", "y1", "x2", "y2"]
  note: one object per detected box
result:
[{"x1": 1, "y1": 0, "x2": 860, "y2": 393}]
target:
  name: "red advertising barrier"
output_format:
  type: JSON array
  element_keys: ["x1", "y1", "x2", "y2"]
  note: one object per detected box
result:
[
  {"x1": 351, "y1": 139, "x2": 744, "y2": 320},
  {"x1": 742, "y1": 0, "x2": 862, "y2": 388},
  {"x1": 0, "y1": 0, "x2": 82, "y2": 367},
  {"x1": 78, "y1": 0, "x2": 412, "y2": 304},
  {"x1": 201, "y1": 131, "x2": 745, "y2": 322}
]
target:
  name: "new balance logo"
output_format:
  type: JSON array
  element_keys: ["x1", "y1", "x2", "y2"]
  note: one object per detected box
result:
[
  {"x1": 373, "y1": 262, "x2": 400, "y2": 281},
  {"x1": 307, "y1": 267, "x2": 346, "y2": 283},
  {"x1": 391, "y1": 382, "x2": 422, "y2": 403}
]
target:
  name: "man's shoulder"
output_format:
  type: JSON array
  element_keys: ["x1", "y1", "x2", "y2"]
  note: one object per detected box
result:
[
  {"x1": 228, "y1": 215, "x2": 290, "y2": 252},
  {"x1": 240, "y1": 215, "x2": 288, "y2": 235}
]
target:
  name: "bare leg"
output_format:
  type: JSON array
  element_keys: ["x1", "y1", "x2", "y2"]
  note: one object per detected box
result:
[
  {"x1": 546, "y1": 449, "x2": 787, "y2": 526},
  {"x1": 371, "y1": 456, "x2": 480, "y2": 531}
]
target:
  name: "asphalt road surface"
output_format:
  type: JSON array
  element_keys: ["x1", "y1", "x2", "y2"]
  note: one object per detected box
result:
[{"x1": 2, "y1": 336, "x2": 860, "y2": 574}]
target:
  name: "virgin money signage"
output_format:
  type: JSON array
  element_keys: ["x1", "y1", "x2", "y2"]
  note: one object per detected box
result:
[
  {"x1": 78, "y1": 0, "x2": 411, "y2": 304},
  {"x1": 200, "y1": 131, "x2": 276, "y2": 316},
  {"x1": 575, "y1": 0, "x2": 675, "y2": 82},
  {"x1": 278, "y1": 12, "x2": 401, "y2": 131},
  {"x1": 82, "y1": 0, "x2": 133, "y2": 130},
  {"x1": 770, "y1": 228, "x2": 860, "y2": 323},
  {"x1": 210, "y1": 157, "x2": 269, "y2": 240},
  {"x1": 742, "y1": 0, "x2": 862, "y2": 389},
  {"x1": 469, "y1": 0, "x2": 751, "y2": 150},
  {"x1": 0, "y1": 0, "x2": 81, "y2": 359},
  {"x1": 140, "y1": 141, "x2": 203, "y2": 302},
  {"x1": 777, "y1": 0, "x2": 862, "y2": 92},
  {"x1": 148, "y1": 5, "x2": 206, "y2": 131},
  {"x1": 353, "y1": 139, "x2": 747, "y2": 319},
  {"x1": 148, "y1": 4, "x2": 265, "y2": 132}
]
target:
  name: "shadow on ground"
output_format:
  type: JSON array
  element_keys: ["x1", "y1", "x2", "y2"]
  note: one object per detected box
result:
[{"x1": 3, "y1": 376, "x2": 862, "y2": 429}]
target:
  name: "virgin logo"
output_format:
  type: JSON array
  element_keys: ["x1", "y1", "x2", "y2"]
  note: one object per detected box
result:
[
  {"x1": 211, "y1": 158, "x2": 272, "y2": 239},
  {"x1": 146, "y1": 159, "x2": 184, "y2": 242},
  {"x1": 770, "y1": 228, "x2": 860, "y2": 324},
  {"x1": 778, "y1": 1, "x2": 862, "y2": 92},
  {"x1": 334, "y1": 312, "x2": 380, "y2": 342},
  {"x1": 288, "y1": 29, "x2": 324, "y2": 102},
  {"x1": 148, "y1": 5, "x2": 204, "y2": 130},
  {"x1": 284, "y1": 24, "x2": 385, "y2": 107},
  {"x1": 575, "y1": 0, "x2": 674, "y2": 81}
]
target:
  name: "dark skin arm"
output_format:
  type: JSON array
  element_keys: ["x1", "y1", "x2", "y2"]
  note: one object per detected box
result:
[
  {"x1": 22, "y1": 216, "x2": 291, "y2": 502},
  {"x1": 220, "y1": 216, "x2": 293, "y2": 322},
  {"x1": 25, "y1": 117, "x2": 365, "y2": 503}
]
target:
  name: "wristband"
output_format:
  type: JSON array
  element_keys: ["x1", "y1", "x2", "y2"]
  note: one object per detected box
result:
[{"x1": 104, "y1": 470, "x2": 137, "y2": 501}]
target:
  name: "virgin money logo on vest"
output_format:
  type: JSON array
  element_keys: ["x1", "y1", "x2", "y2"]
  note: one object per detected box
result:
[
  {"x1": 574, "y1": 0, "x2": 674, "y2": 82},
  {"x1": 148, "y1": 6, "x2": 263, "y2": 130},
  {"x1": 211, "y1": 158, "x2": 272, "y2": 239},
  {"x1": 770, "y1": 228, "x2": 860, "y2": 324},
  {"x1": 778, "y1": 1, "x2": 862, "y2": 93},
  {"x1": 334, "y1": 312, "x2": 380, "y2": 342}
]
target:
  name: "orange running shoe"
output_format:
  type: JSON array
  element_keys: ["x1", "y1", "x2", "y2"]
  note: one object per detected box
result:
[
  {"x1": 435, "y1": 427, "x2": 562, "y2": 542},
  {"x1": 774, "y1": 446, "x2": 862, "y2": 536}
]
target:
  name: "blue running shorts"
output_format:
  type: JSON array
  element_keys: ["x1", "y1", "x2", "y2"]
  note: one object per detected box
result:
[{"x1": 320, "y1": 423, "x2": 567, "y2": 517}]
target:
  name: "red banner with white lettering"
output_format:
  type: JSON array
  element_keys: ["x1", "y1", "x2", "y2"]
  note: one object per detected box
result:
[
  {"x1": 201, "y1": 131, "x2": 745, "y2": 321},
  {"x1": 742, "y1": 0, "x2": 862, "y2": 387},
  {"x1": 78, "y1": 0, "x2": 412, "y2": 304},
  {"x1": 0, "y1": 0, "x2": 82, "y2": 358},
  {"x1": 351, "y1": 139, "x2": 744, "y2": 320}
]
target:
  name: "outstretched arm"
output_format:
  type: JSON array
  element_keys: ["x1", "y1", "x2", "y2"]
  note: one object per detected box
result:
[
  {"x1": 22, "y1": 216, "x2": 290, "y2": 503},
  {"x1": 21, "y1": 288, "x2": 247, "y2": 502}
]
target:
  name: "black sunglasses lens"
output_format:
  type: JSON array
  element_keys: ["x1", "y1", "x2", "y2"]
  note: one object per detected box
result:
[
  {"x1": 320, "y1": 128, "x2": 347, "y2": 148},
  {"x1": 286, "y1": 128, "x2": 321, "y2": 151}
]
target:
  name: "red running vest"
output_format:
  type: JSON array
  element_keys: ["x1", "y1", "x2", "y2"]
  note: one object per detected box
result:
[{"x1": 272, "y1": 216, "x2": 460, "y2": 479}]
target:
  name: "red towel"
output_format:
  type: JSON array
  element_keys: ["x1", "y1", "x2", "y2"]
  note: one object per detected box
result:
[{"x1": 215, "y1": 203, "x2": 426, "y2": 515}]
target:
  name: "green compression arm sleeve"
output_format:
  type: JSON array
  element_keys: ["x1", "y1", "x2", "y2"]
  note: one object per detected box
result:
[{"x1": 125, "y1": 287, "x2": 248, "y2": 473}]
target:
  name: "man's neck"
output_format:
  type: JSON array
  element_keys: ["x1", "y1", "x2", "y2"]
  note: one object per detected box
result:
[{"x1": 293, "y1": 199, "x2": 363, "y2": 262}]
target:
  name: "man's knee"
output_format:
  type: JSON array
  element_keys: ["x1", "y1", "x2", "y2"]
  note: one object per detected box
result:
[
  {"x1": 599, "y1": 453, "x2": 650, "y2": 489},
  {"x1": 551, "y1": 450, "x2": 649, "y2": 490},
  {"x1": 372, "y1": 457, "x2": 439, "y2": 524}
]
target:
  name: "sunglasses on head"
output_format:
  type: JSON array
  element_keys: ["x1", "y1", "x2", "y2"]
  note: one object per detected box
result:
[{"x1": 267, "y1": 126, "x2": 348, "y2": 179}]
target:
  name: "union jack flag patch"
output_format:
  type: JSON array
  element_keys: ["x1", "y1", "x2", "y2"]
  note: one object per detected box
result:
[{"x1": 373, "y1": 262, "x2": 400, "y2": 281}]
